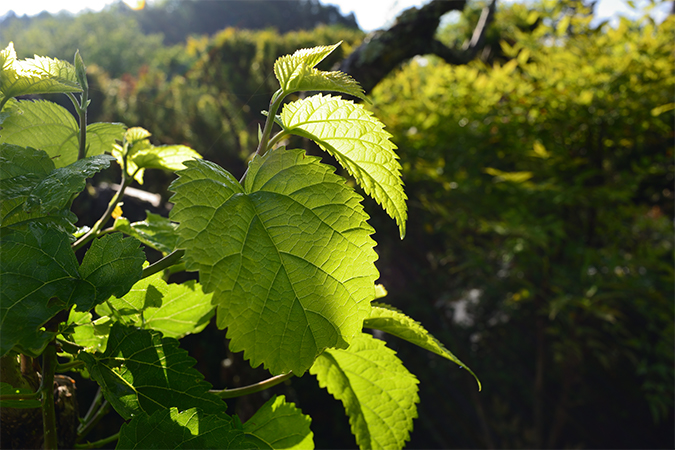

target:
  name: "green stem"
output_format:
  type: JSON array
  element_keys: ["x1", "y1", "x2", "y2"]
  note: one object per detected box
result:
[
  {"x1": 74, "y1": 432, "x2": 119, "y2": 449},
  {"x1": 56, "y1": 360, "x2": 84, "y2": 372},
  {"x1": 241, "y1": 89, "x2": 285, "y2": 184},
  {"x1": 72, "y1": 174, "x2": 130, "y2": 251},
  {"x1": 41, "y1": 341, "x2": 59, "y2": 450},
  {"x1": 267, "y1": 130, "x2": 290, "y2": 150},
  {"x1": 142, "y1": 249, "x2": 186, "y2": 279},
  {"x1": 77, "y1": 394, "x2": 110, "y2": 442},
  {"x1": 210, "y1": 372, "x2": 293, "y2": 399},
  {"x1": 256, "y1": 89, "x2": 285, "y2": 156},
  {"x1": 0, "y1": 391, "x2": 40, "y2": 401}
]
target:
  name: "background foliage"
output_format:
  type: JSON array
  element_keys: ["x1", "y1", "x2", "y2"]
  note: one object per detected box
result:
[{"x1": 1, "y1": 0, "x2": 673, "y2": 448}]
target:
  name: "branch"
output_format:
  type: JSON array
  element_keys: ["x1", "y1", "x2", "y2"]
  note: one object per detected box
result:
[{"x1": 338, "y1": 0, "x2": 497, "y2": 92}]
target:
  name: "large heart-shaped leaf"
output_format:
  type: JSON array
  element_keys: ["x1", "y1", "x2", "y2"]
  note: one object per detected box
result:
[{"x1": 169, "y1": 149, "x2": 379, "y2": 375}]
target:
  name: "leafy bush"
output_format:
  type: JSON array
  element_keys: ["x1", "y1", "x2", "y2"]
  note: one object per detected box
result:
[
  {"x1": 0, "y1": 41, "x2": 477, "y2": 449},
  {"x1": 370, "y1": 6, "x2": 674, "y2": 448}
]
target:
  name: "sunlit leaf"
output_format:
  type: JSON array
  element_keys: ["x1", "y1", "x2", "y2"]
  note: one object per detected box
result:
[
  {"x1": 0, "y1": 42, "x2": 80, "y2": 107},
  {"x1": 310, "y1": 333, "x2": 419, "y2": 449},
  {"x1": 274, "y1": 42, "x2": 365, "y2": 100},
  {"x1": 169, "y1": 150, "x2": 378, "y2": 375},
  {"x1": 243, "y1": 395, "x2": 314, "y2": 449},
  {"x1": 97, "y1": 271, "x2": 214, "y2": 339},
  {"x1": 281, "y1": 94, "x2": 407, "y2": 238},
  {"x1": 113, "y1": 212, "x2": 179, "y2": 254},
  {"x1": 365, "y1": 302, "x2": 481, "y2": 389}
]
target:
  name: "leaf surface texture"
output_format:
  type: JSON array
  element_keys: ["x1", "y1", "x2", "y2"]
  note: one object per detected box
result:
[
  {"x1": 281, "y1": 94, "x2": 407, "y2": 238},
  {"x1": 310, "y1": 333, "x2": 419, "y2": 449},
  {"x1": 169, "y1": 150, "x2": 379, "y2": 375}
]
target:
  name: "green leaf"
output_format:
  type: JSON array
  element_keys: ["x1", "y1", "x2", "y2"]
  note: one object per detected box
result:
[
  {"x1": 365, "y1": 303, "x2": 481, "y2": 390},
  {"x1": 243, "y1": 395, "x2": 314, "y2": 449},
  {"x1": 0, "y1": 43, "x2": 80, "y2": 107},
  {"x1": 24, "y1": 154, "x2": 114, "y2": 214},
  {"x1": 79, "y1": 323, "x2": 226, "y2": 420},
  {"x1": 85, "y1": 122, "x2": 126, "y2": 157},
  {"x1": 117, "y1": 407, "x2": 259, "y2": 449},
  {"x1": 310, "y1": 333, "x2": 419, "y2": 450},
  {"x1": 274, "y1": 42, "x2": 365, "y2": 100},
  {"x1": 113, "y1": 212, "x2": 179, "y2": 254},
  {"x1": 0, "y1": 99, "x2": 80, "y2": 168},
  {"x1": 281, "y1": 94, "x2": 407, "y2": 238},
  {"x1": 169, "y1": 150, "x2": 379, "y2": 375},
  {"x1": 0, "y1": 146, "x2": 107, "y2": 231},
  {"x1": 0, "y1": 143, "x2": 54, "y2": 179},
  {"x1": 112, "y1": 127, "x2": 201, "y2": 184},
  {"x1": 62, "y1": 309, "x2": 111, "y2": 353},
  {"x1": 0, "y1": 382, "x2": 41, "y2": 409},
  {"x1": 76, "y1": 233, "x2": 145, "y2": 311},
  {"x1": 97, "y1": 271, "x2": 214, "y2": 339},
  {"x1": 0, "y1": 224, "x2": 82, "y2": 357}
]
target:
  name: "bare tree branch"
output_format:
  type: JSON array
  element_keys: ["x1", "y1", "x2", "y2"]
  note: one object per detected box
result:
[{"x1": 338, "y1": 0, "x2": 498, "y2": 93}]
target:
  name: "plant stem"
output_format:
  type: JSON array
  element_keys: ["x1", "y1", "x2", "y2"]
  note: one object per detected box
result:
[
  {"x1": 56, "y1": 360, "x2": 84, "y2": 372},
  {"x1": 74, "y1": 432, "x2": 119, "y2": 449},
  {"x1": 256, "y1": 89, "x2": 285, "y2": 156},
  {"x1": 141, "y1": 249, "x2": 186, "y2": 279},
  {"x1": 41, "y1": 341, "x2": 59, "y2": 450},
  {"x1": 267, "y1": 130, "x2": 290, "y2": 150},
  {"x1": 210, "y1": 372, "x2": 293, "y2": 399},
  {"x1": 0, "y1": 391, "x2": 40, "y2": 401},
  {"x1": 72, "y1": 174, "x2": 131, "y2": 251},
  {"x1": 77, "y1": 391, "x2": 110, "y2": 442},
  {"x1": 241, "y1": 89, "x2": 285, "y2": 184}
]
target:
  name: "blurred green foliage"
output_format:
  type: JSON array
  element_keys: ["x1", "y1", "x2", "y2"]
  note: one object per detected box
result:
[
  {"x1": 370, "y1": 3, "x2": 674, "y2": 448},
  {"x1": 0, "y1": 8, "x2": 166, "y2": 78},
  {"x1": 90, "y1": 26, "x2": 363, "y2": 180}
]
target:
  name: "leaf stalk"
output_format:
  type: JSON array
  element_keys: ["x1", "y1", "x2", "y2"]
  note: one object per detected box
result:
[
  {"x1": 141, "y1": 249, "x2": 186, "y2": 279},
  {"x1": 210, "y1": 372, "x2": 293, "y2": 399},
  {"x1": 74, "y1": 432, "x2": 119, "y2": 449}
]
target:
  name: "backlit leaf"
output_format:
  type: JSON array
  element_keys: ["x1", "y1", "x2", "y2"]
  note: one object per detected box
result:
[
  {"x1": 281, "y1": 94, "x2": 407, "y2": 238},
  {"x1": 97, "y1": 271, "x2": 214, "y2": 339},
  {"x1": 0, "y1": 43, "x2": 80, "y2": 107},
  {"x1": 365, "y1": 302, "x2": 481, "y2": 389},
  {"x1": 113, "y1": 212, "x2": 179, "y2": 254},
  {"x1": 169, "y1": 150, "x2": 379, "y2": 375},
  {"x1": 0, "y1": 99, "x2": 80, "y2": 168},
  {"x1": 274, "y1": 42, "x2": 365, "y2": 100},
  {"x1": 78, "y1": 323, "x2": 226, "y2": 420},
  {"x1": 62, "y1": 309, "x2": 111, "y2": 353},
  {"x1": 310, "y1": 333, "x2": 419, "y2": 449},
  {"x1": 243, "y1": 395, "x2": 314, "y2": 449}
]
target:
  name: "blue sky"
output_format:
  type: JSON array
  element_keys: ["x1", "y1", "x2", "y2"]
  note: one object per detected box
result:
[{"x1": 0, "y1": 0, "x2": 671, "y2": 32}]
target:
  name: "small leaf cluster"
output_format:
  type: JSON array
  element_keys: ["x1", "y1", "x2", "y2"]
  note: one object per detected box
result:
[{"x1": 0, "y1": 41, "x2": 477, "y2": 449}]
